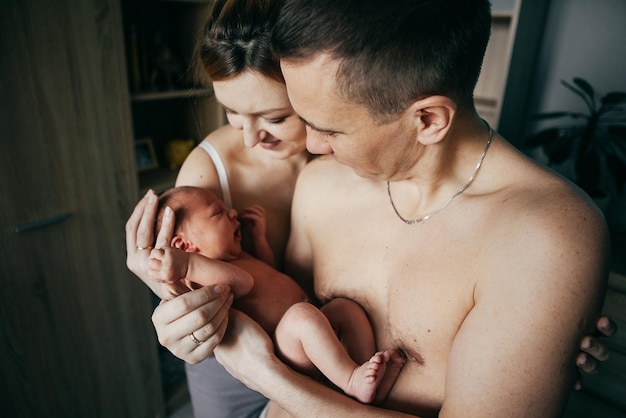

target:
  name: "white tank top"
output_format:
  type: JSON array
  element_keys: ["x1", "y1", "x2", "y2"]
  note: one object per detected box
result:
[{"x1": 198, "y1": 141, "x2": 233, "y2": 209}]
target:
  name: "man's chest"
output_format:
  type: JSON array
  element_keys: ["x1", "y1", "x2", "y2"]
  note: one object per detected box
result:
[{"x1": 309, "y1": 211, "x2": 481, "y2": 405}]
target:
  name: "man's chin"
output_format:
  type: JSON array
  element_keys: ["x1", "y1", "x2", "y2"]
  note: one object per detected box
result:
[{"x1": 350, "y1": 165, "x2": 379, "y2": 180}]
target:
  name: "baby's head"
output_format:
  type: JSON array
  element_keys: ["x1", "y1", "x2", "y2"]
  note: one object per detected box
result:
[{"x1": 156, "y1": 186, "x2": 243, "y2": 261}]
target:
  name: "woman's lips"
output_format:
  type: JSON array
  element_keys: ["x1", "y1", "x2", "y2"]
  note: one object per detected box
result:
[{"x1": 259, "y1": 140, "x2": 281, "y2": 150}]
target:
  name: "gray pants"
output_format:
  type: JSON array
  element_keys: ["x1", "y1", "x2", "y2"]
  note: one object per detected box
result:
[{"x1": 185, "y1": 355, "x2": 268, "y2": 418}]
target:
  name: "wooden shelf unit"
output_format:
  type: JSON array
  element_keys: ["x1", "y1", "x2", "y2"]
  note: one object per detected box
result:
[{"x1": 121, "y1": 0, "x2": 225, "y2": 194}]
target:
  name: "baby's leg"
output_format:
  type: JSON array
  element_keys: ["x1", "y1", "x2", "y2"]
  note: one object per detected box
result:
[
  {"x1": 321, "y1": 298, "x2": 375, "y2": 364},
  {"x1": 275, "y1": 302, "x2": 390, "y2": 404},
  {"x1": 323, "y1": 298, "x2": 405, "y2": 403}
]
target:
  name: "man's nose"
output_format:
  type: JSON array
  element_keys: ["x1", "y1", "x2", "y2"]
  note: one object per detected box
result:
[{"x1": 305, "y1": 131, "x2": 333, "y2": 155}]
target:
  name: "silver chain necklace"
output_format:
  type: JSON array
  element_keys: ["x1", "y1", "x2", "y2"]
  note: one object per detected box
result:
[{"x1": 386, "y1": 122, "x2": 493, "y2": 225}]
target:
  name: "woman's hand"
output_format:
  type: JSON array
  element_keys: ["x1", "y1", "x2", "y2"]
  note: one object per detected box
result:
[
  {"x1": 152, "y1": 285, "x2": 234, "y2": 363},
  {"x1": 126, "y1": 190, "x2": 188, "y2": 299},
  {"x1": 574, "y1": 315, "x2": 617, "y2": 389}
]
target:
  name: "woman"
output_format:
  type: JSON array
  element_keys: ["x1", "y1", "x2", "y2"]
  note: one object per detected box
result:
[
  {"x1": 127, "y1": 0, "x2": 309, "y2": 416},
  {"x1": 126, "y1": 0, "x2": 615, "y2": 416}
]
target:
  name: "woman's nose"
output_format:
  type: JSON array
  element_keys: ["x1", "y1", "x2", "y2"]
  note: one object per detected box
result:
[
  {"x1": 242, "y1": 119, "x2": 267, "y2": 148},
  {"x1": 228, "y1": 207, "x2": 238, "y2": 220}
]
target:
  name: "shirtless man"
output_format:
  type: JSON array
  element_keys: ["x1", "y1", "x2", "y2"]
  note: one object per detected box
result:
[
  {"x1": 206, "y1": 1, "x2": 610, "y2": 416},
  {"x1": 139, "y1": 0, "x2": 614, "y2": 416}
]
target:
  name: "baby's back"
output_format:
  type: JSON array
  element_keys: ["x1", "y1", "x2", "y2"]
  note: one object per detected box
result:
[{"x1": 231, "y1": 252, "x2": 309, "y2": 334}]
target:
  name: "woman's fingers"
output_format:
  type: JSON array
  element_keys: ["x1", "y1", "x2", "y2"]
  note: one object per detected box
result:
[
  {"x1": 137, "y1": 190, "x2": 159, "y2": 249},
  {"x1": 155, "y1": 206, "x2": 175, "y2": 249},
  {"x1": 152, "y1": 285, "x2": 234, "y2": 363},
  {"x1": 126, "y1": 190, "x2": 151, "y2": 253}
]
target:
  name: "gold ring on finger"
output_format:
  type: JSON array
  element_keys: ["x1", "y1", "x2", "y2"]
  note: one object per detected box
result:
[{"x1": 189, "y1": 332, "x2": 202, "y2": 345}]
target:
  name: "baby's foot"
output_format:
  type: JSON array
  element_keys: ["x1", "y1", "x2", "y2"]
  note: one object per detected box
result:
[
  {"x1": 373, "y1": 349, "x2": 406, "y2": 404},
  {"x1": 345, "y1": 351, "x2": 388, "y2": 404}
]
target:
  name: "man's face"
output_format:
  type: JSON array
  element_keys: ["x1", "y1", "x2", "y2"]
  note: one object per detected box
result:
[{"x1": 280, "y1": 54, "x2": 416, "y2": 180}]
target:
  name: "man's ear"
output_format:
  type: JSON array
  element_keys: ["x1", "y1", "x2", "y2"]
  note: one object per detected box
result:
[{"x1": 409, "y1": 96, "x2": 456, "y2": 145}]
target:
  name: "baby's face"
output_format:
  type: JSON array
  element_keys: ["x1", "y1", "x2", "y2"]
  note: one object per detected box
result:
[{"x1": 183, "y1": 189, "x2": 242, "y2": 261}]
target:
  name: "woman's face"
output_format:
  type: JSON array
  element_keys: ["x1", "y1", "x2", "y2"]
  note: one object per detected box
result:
[{"x1": 213, "y1": 71, "x2": 307, "y2": 159}]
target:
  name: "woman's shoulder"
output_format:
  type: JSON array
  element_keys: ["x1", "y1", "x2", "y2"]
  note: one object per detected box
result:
[
  {"x1": 203, "y1": 125, "x2": 244, "y2": 152},
  {"x1": 175, "y1": 126, "x2": 240, "y2": 188}
]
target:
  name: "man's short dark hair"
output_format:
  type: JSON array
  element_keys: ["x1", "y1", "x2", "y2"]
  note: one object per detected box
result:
[{"x1": 272, "y1": 0, "x2": 492, "y2": 122}]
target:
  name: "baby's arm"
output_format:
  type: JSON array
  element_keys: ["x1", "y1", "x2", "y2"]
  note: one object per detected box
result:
[
  {"x1": 149, "y1": 247, "x2": 254, "y2": 298},
  {"x1": 241, "y1": 205, "x2": 276, "y2": 268}
]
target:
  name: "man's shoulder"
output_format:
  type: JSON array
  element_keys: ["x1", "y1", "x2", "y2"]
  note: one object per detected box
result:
[
  {"x1": 486, "y1": 170, "x2": 608, "y2": 267},
  {"x1": 297, "y1": 155, "x2": 353, "y2": 187},
  {"x1": 302, "y1": 155, "x2": 347, "y2": 173}
]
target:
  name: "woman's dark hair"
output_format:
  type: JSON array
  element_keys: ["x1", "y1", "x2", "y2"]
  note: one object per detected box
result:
[
  {"x1": 273, "y1": 0, "x2": 492, "y2": 122},
  {"x1": 197, "y1": 0, "x2": 284, "y2": 83}
]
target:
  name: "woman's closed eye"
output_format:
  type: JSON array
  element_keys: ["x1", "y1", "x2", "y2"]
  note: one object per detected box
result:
[{"x1": 267, "y1": 116, "x2": 288, "y2": 124}]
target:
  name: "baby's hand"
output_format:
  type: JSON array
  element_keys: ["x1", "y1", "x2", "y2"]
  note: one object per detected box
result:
[
  {"x1": 149, "y1": 247, "x2": 190, "y2": 283},
  {"x1": 241, "y1": 205, "x2": 267, "y2": 241}
]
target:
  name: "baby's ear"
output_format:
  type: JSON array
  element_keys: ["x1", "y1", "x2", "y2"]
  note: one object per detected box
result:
[
  {"x1": 171, "y1": 235, "x2": 200, "y2": 253},
  {"x1": 171, "y1": 235, "x2": 188, "y2": 251}
]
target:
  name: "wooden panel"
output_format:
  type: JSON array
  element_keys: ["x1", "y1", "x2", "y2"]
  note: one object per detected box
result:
[{"x1": 0, "y1": 0, "x2": 164, "y2": 417}]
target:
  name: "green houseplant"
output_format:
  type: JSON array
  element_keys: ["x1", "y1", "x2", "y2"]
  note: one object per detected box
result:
[{"x1": 525, "y1": 77, "x2": 626, "y2": 200}]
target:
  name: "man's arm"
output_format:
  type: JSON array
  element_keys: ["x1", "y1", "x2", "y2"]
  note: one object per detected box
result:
[
  {"x1": 440, "y1": 197, "x2": 609, "y2": 416},
  {"x1": 215, "y1": 309, "x2": 414, "y2": 417}
]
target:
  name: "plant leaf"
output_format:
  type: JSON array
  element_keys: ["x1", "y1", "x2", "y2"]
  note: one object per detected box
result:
[
  {"x1": 601, "y1": 92, "x2": 626, "y2": 107},
  {"x1": 573, "y1": 77, "x2": 595, "y2": 100},
  {"x1": 561, "y1": 78, "x2": 594, "y2": 113}
]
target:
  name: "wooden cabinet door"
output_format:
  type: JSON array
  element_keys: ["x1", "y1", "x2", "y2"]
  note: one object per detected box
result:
[{"x1": 0, "y1": 1, "x2": 165, "y2": 416}]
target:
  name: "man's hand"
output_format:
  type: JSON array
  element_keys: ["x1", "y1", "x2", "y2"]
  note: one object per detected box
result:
[{"x1": 214, "y1": 309, "x2": 277, "y2": 393}]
